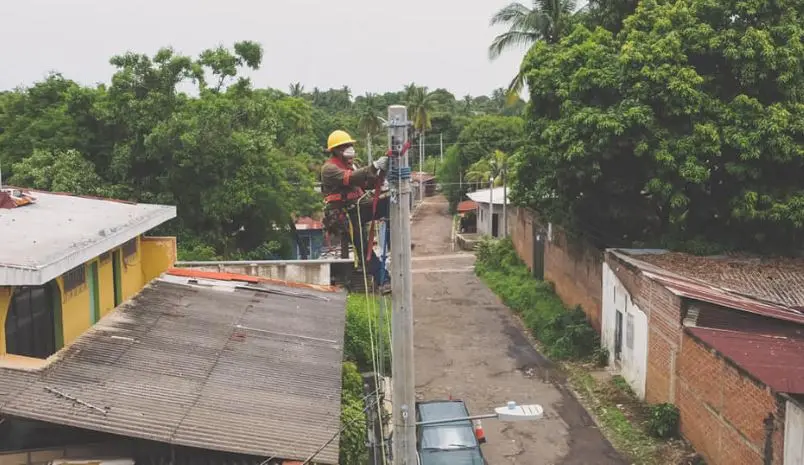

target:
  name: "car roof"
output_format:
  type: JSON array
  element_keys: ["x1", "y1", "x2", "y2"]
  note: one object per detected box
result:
[
  {"x1": 419, "y1": 448, "x2": 485, "y2": 465},
  {"x1": 417, "y1": 400, "x2": 471, "y2": 423}
]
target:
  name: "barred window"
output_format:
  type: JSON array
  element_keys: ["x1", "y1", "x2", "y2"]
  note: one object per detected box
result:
[
  {"x1": 122, "y1": 238, "x2": 137, "y2": 257},
  {"x1": 63, "y1": 264, "x2": 86, "y2": 292}
]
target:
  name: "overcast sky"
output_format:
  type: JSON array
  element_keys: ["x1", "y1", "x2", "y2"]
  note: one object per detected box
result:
[{"x1": 0, "y1": 0, "x2": 524, "y2": 97}]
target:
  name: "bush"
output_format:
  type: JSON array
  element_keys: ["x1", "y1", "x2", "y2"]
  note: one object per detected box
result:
[
  {"x1": 344, "y1": 294, "x2": 391, "y2": 375},
  {"x1": 475, "y1": 238, "x2": 600, "y2": 361},
  {"x1": 339, "y1": 362, "x2": 368, "y2": 465},
  {"x1": 648, "y1": 403, "x2": 680, "y2": 439}
]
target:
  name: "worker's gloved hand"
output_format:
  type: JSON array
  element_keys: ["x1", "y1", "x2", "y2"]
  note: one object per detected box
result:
[{"x1": 373, "y1": 156, "x2": 390, "y2": 172}]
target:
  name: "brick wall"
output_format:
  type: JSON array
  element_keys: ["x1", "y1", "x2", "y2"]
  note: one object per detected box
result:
[
  {"x1": 677, "y1": 331, "x2": 785, "y2": 465},
  {"x1": 509, "y1": 207, "x2": 604, "y2": 331}
]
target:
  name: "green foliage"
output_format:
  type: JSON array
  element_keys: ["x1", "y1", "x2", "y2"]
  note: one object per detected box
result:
[
  {"x1": 647, "y1": 403, "x2": 680, "y2": 439},
  {"x1": 339, "y1": 361, "x2": 368, "y2": 465},
  {"x1": 515, "y1": 0, "x2": 804, "y2": 253},
  {"x1": 344, "y1": 294, "x2": 391, "y2": 375},
  {"x1": 475, "y1": 238, "x2": 599, "y2": 360}
]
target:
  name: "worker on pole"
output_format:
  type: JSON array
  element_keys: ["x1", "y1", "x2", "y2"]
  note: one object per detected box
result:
[{"x1": 321, "y1": 129, "x2": 392, "y2": 294}]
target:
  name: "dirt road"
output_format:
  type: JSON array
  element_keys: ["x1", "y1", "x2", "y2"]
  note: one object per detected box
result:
[{"x1": 411, "y1": 195, "x2": 625, "y2": 465}]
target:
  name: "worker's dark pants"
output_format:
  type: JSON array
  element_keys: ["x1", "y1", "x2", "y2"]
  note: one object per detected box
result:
[{"x1": 348, "y1": 197, "x2": 391, "y2": 286}]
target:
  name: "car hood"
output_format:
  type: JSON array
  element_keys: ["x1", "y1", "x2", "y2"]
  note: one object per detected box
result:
[{"x1": 419, "y1": 448, "x2": 485, "y2": 465}]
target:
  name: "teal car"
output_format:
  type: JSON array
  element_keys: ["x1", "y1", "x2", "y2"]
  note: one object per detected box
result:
[{"x1": 416, "y1": 400, "x2": 487, "y2": 465}]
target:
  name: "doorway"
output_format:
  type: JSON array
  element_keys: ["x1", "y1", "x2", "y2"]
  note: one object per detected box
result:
[
  {"x1": 88, "y1": 261, "x2": 100, "y2": 324},
  {"x1": 112, "y1": 250, "x2": 122, "y2": 306},
  {"x1": 614, "y1": 310, "x2": 623, "y2": 362},
  {"x1": 492, "y1": 213, "x2": 499, "y2": 237}
]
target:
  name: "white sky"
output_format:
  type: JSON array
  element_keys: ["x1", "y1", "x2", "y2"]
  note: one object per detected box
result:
[{"x1": 0, "y1": 0, "x2": 525, "y2": 97}]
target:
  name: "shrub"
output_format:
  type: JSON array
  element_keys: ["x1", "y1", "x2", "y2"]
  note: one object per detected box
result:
[
  {"x1": 648, "y1": 403, "x2": 680, "y2": 439},
  {"x1": 345, "y1": 294, "x2": 391, "y2": 375},
  {"x1": 339, "y1": 361, "x2": 368, "y2": 465},
  {"x1": 475, "y1": 238, "x2": 600, "y2": 361}
]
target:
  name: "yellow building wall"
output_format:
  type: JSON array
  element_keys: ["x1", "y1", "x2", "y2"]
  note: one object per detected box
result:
[
  {"x1": 1, "y1": 234, "x2": 176, "y2": 354},
  {"x1": 141, "y1": 236, "x2": 177, "y2": 283},
  {"x1": 0, "y1": 287, "x2": 11, "y2": 355},
  {"x1": 121, "y1": 236, "x2": 144, "y2": 303},
  {"x1": 59, "y1": 266, "x2": 90, "y2": 347},
  {"x1": 98, "y1": 256, "x2": 115, "y2": 317}
]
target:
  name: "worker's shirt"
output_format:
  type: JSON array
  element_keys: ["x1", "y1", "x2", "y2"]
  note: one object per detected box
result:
[{"x1": 321, "y1": 156, "x2": 379, "y2": 208}]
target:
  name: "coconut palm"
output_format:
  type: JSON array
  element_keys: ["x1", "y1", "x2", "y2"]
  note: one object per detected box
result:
[
  {"x1": 288, "y1": 82, "x2": 304, "y2": 97},
  {"x1": 357, "y1": 93, "x2": 383, "y2": 164},
  {"x1": 489, "y1": 150, "x2": 511, "y2": 236},
  {"x1": 489, "y1": 0, "x2": 577, "y2": 104},
  {"x1": 406, "y1": 86, "x2": 435, "y2": 178}
]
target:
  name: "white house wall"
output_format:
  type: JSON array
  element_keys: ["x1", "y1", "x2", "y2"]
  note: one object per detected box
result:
[
  {"x1": 602, "y1": 262, "x2": 649, "y2": 399},
  {"x1": 785, "y1": 400, "x2": 804, "y2": 465},
  {"x1": 475, "y1": 203, "x2": 507, "y2": 238}
]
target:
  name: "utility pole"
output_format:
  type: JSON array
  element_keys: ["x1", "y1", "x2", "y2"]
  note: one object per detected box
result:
[
  {"x1": 488, "y1": 176, "x2": 494, "y2": 237},
  {"x1": 387, "y1": 105, "x2": 416, "y2": 465},
  {"x1": 439, "y1": 133, "x2": 443, "y2": 163}
]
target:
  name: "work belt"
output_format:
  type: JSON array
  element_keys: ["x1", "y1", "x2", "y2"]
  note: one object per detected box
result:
[{"x1": 324, "y1": 191, "x2": 363, "y2": 204}]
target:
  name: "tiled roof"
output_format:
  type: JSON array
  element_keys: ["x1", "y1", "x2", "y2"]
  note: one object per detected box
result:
[
  {"x1": 456, "y1": 200, "x2": 478, "y2": 213},
  {"x1": 634, "y1": 252, "x2": 804, "y2": 309},
  {"x1": 0, "y1": 276, "x2": 347, "y2": 464},
  {"x1": 295, "y1": 216, "x2": 324, "y2": 231},
  {"x1": 687, "y1": 327, "x2": 804, "y2": 394},
  {"x1": 611, "y1": 250, "x2": 804, "y2": 325}
]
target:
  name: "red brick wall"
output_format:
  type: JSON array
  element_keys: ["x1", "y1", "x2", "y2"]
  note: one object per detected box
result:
[
  {"x1": 509, "y1": 207, "x2": 604, "y2": 331},
  {"x1": 510, "y1": 208, "x2": 535, "y2": 271},
  {"x1": 677, "y1": 331, "x2": 785, "y2": 465}
]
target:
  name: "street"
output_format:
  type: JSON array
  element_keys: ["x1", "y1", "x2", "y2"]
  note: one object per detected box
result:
[{"x1": 411, "y1": 195, "x2": 626, "y2": 465}]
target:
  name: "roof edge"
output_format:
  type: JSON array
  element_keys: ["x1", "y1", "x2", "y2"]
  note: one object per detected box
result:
[{"x1": 0, "y1": 205, "x2": 177, "y2": 286}]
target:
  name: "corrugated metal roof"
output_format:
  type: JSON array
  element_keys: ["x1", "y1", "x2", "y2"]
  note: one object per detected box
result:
[
  {"x1": 610, "y1": 250, "x2": 804, "y2": 325},
  {"x1": 0, "y1": 278, "x2": 347, "y2": 464},
  {"x1": 687, "y1": 327, "x2": 804, "y2": 394},
  {"x1": 456, "y1": 200, "x2": 478, "y2": 213},
  {"x1": 0, "y1": 189, "x2": 176, "y2": 286},
  {"x1": 629, "y1": 251, "x2": 804, "y2": 309},
  {"x1": 466, "y1": 187, "x2": 508, "y2": 205}
]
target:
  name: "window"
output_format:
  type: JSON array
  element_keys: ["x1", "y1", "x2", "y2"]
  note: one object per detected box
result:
[
  {"x1": 122, "y1": 238, "x2": 137, "y2": 257},
  {"x1": 62, "y1": 264, "x2": 86, "y2": 292},
  {"x1": 5, "y1": 285, "x2": 57, "y2": 358}
]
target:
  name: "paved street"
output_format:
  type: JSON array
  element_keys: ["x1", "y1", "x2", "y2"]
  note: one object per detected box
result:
[{"x1": 411, "y1": 195, "x2": 626, "y2": 465}]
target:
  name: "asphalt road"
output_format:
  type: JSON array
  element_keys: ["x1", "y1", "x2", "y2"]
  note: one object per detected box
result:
[{"x1": 411, "y1": 195, "x2": 626, "y2": 465}]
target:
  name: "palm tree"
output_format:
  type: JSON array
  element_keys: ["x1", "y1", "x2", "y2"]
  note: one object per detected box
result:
[
  {"x1": 406, "y1": 87, "x2": 435, "y2": 187},
  {"x1": 357, "y1": 93, "x2": 383, "y2": 164},
  {"x1": 461, "y1": 95, "x2": 474, "y2": 115},
  {"x1": 489, "y1": 0, "x2": 576, "y2": 104},
  {"x1": 341, "y1": 85, "x2": 352, "y2": 103},
  {"x1": 465, "y1": 158, "x2": 496, "y2": 236},
  {"x1": 288, "y1": 82, "x2": 304, "y2": 97},
  {"x1": 489, "y1": 150, "x2": 511, "y2": 236}
]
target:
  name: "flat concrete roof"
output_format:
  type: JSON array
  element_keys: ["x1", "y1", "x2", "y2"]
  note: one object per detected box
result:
[{"x1": 0, "y1": 190, "x2": 176, "y2": 285}]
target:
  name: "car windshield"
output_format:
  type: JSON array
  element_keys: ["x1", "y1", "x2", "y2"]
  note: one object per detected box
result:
[{"x1": 420, "y1": 424, "x2": 477, "y2": 450}]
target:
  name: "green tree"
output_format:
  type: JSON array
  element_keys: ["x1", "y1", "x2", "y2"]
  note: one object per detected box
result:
[
  {"x1": 10, "y1": 149, "x2": 105, "y2": 195},
  {"x1": 357, "y1": 93, "x2": 383, "y2": 164},
  {"x1": 489, "y1": 0, "x2": 577, "y2": 103},
  {"x1": 515, "y1": 0, "x2": 804, "y2": 253}
]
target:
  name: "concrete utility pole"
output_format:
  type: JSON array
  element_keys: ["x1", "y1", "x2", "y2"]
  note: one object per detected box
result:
[
  {"x1": 439, "y1": 133, "x2": 443, "y2": 163},
  {"x1": 387, "y1": 105, "x2": 416, "y2": 465},
  {"x1": 488, "y1": 176, "x2": 495, "y2": 237}
]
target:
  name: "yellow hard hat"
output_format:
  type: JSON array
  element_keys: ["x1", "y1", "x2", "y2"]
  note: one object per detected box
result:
[{"x1": 327, "y1": 130, "x2": 356, "y2": 152}]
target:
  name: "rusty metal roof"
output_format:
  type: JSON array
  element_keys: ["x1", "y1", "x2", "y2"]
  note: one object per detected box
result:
[
  {"x1": 0, "y1": 277, "x2": 347, "y2": 464},
  {"x1": 631, "y1": 251, "x2": 804, "y2": 309},
  {"x1": 687, "y1": 327, "x2": 804, "y2": 394},
  {"x1": 610, "y1": 250, "x2": 804, "y2": 325},
  {"x1": 456, "y1": 200, "x2": 478, "y2": 213}
]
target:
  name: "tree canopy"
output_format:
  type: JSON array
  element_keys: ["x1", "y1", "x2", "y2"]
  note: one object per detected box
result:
[
  {"x1": 0, "y1": 43, "x2": 524, "y2": 259},
  {"x1": 512, "y1": 0, "x2": 804, "y2": 253}
]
